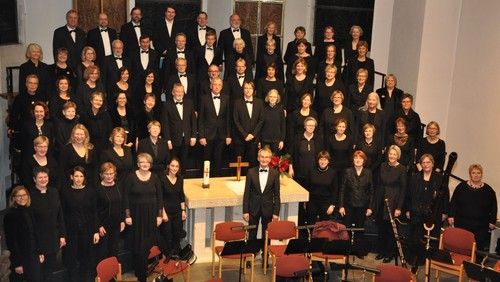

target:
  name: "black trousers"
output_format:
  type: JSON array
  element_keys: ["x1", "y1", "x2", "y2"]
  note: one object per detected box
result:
[
  {"x1": 96, "y1": 223, "x2": 121, "y2": 262},
  {"x1": 408, "y1": 215, "x2": 426, "y2": 266},
  {"x1": 9, "y1": 254, "x2": 41, "y2": 282},
  {"x1": 160, "y1": 212, "x2": 184, "y2": 256},
  {"x1": 172, "y1": 142, "x2": 190, "y2": 172},
  {"x1": 248, "y1": 212, "x2": 272, "y2": 240},
  {"x1": 203, "y1": 138, "x2": 226, "y2": 177},
  {"x1": 40, "y1": 252, "x2": 57, "y2": 282},
  {"x1": 377, "y1": 219, "x2": 397, "y2": 258},
  {"x1": 344, "y1": 206, "x2": 367, "y2": 228},
  {"x1": 234, "y1": 139, "x2": 258, "y2": 167},
  {"x1": 63, "y1": 224, "x2": 95, "y2": 282},
  {"x1": 306, "y1": 199, "x2": 331, "y2": 224}
]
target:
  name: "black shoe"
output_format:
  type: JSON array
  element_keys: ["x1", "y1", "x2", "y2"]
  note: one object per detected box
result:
[
  {"x1": 375, "y1": 254, "x2": 385, "y2": 260},
  {"x1": 382, "y1": 256, "x2": 393, "y2": 263},
  {"x1": 411, "y1": 265, "x2": 418, "y2": 274}
]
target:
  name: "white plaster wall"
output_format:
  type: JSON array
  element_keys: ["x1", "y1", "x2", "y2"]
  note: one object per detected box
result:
[{"x1": 371, "y1": 0, "x2": 394, "y2": 87}]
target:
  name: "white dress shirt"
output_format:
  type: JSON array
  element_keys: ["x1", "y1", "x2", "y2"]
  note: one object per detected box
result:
[
  {"x1": 198, "y1": 25, "x2": 207, "y2": 46},
  {"x1": 67, "y1": 26, "x2": 76, "y2": 42},
  {"x1": 245, "y1": 98, "x2": 253, "y2": 118},
  {"x1": 178, "y1": 73, "x2": 188, "y2": 93},
  {"x1": 114, "y1": 54, "x2": 123, "y2": 69},
  {"x1": 133, "y1": 22, "x2": 141, "y2": 45},
  {"x1": 237, "y1": 74, "x2": 245, "y2": 87},
  {"x1": 259, "y1": 166, "x2": 269, "y2": 193},
  {"x1": 100, "y1": 27, "x2": 112, "y2": 56},
  {"x1": 166, "y1": 19, "x2": 174, "y2": 37},
  {"x1": 232, "y1": 27, "x2": 241, "y2": 39},
  {"x1": 212, "y1": 93, "x2": 221, "y2": 116},
  {"x1": 174, "y1": 98, "x2": 183, "y2": 120},
  {"x1": 176, "y1": 48, "x2": 186, "y2": 59},
  {"x1": 205, "y1": 45, "x2": 214, "y2": 65},
  {"x1": 140, "y1": 49, "x2": 149, "y2": 70}
]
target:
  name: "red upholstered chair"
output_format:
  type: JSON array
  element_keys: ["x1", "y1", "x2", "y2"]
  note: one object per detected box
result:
[
  {"x1": 428, "y1": 227, "x2": 476, "y2": 282},
  {"x1": 211, "y1": 221, "x2": 255, "y2": 281},
  {"x1": 373, "y1": 264, "x2": 414, "y2": 282},
  {"x1": 205, "y1": 279, "x2": 223, "y2": 282},
  {"x1": 147, "y1": 246, "x2": 190, "y2": 281},
  {"x1": 311, "y1": 221, "x2": 349, "y2": 280},
  {"x1": 273, "y1": 255, "x2": 312, "y2": 282},
  {"x1": 95, "y1": 256, "x2": 122, "y2": 282},
  {"x1": 263, "y1": 220, "x2": 298, "y2": 275}
]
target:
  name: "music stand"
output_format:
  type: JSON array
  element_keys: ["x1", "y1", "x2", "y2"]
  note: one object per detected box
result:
[
  {"x1": 464, "y1": 261, "x2": 500, "y2": 282},
  {"x1": 285, "y1": 238, "x2": 327, "y2": 255},
  {"x1": 220, "y1": 239, "x2": 263, "y2": 282}
]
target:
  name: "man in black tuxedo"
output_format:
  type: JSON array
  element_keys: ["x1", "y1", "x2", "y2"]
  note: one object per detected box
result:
[
  {"x1": 131, "y1": 35, "x2": 160, "y2": 88},
  {"x1": 52, "y1": 9, "x2": 86, "y2": 70},
  {"x1": 226, "y1": 58, "x2": 253, "y2": 104},
  {"x1": 233, "y1": 81, "x2": 264, "y2": 167},
  {"x1": 161, "y1": 83, "x2": 197, "y2": 170},
  {"x1": 165, "y1": 58, "x2": 197, "y2": 109},
  {"x1": 198, "y1": 77, "x2": 231, "y2": 176},
  {"x1": 87, "y1": 13, "x2": 118, "y2": 67},
  {"x1": 102, "y1": 40, "x2": 131, "y2": 102},
  {"x1": 195, "y1": 30, "x2": 223, "y2": 81},
  {"x1": 120, "y1": 7, "x2": 148, "y2": 57},
  {"x1": 186, "y1": 11, "x2": 216, "y2": 50},
  {"x1": 217, "y1": 14, "x2": 254, "y2": 60},
  {"x1": 154, "y1": 6, "x2": 183, "y2": 57},
  {"x1": 162, "y1": 33, "x2": 196, "y2": 86},
  {"x1": 243, "y1": 148, "x2": 280, "y2": 240}
]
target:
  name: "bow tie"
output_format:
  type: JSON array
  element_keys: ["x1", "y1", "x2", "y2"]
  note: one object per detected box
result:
[
  {"x1": 115, "y1": 57, "x2": 122, "y2": 60},
  {"x1": 100, "y1": 28, "x2": 108, "y2": 32},
  {"x1": 133, "y1": 25, "x2": 140, "y2": 28},
  {"x1": 177, "y1": 50, "x2": 185, "y2": 54},
  {"x1": 259, "y1": 168, "x2": 268, "y2": 172},
  {"x1": 179, "y1": 74, "x2": 187, "y2": 77},
  {"x1": 199, "y1": 27, "x2": 206, "y2": 30},
  {"x1": 245, "y1": 100, "x2": 253, "y2": 104},
  {"x1": 69, "y1": 29, "x2": 76, "y2": 33},
  {"x1": 207, "y1": 47, "x2": 213, "y2": 50},
  {"x1": 175, "y1": 101, "x2": 183, "y2": 105},
  {"x1": 141, "y1": 50, "x2": 149, "y2": 54},
  {"x1": 232, "y1": 29, "x2": 240, "y2": 32},
  {"x1": 238, "y1": 75, "x2": 245, "y2": 79},
  {"x1": 213, "y1": 96, "x2": 220, "y2": 99}
]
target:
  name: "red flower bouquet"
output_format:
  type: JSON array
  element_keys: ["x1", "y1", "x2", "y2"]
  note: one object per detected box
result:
[{"x1": 270, "y1": 154, "x2": 291, "y2": 177}]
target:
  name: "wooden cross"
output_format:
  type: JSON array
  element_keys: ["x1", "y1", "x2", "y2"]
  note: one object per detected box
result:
[{"x1": 229, "y1": 156, "x2": 249, "y2": 181}]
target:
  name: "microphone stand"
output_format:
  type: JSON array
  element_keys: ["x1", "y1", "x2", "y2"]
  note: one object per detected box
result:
[{"x1": 238, "y1": 230, "x2": 247, "y2": 282}]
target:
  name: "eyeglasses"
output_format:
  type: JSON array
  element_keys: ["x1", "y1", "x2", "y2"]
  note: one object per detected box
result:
[{"x1": 15, "y1": 194, "x2": 28, "y2": 198}]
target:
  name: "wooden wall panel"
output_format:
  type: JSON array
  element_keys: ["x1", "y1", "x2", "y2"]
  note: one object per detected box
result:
[
  {"x1": 103, "y1": 0, "x2": 127, "y2": 32},
  {"x1": 235, "y1": 1, "x2": 258, "y2": 35},
  {"x1": 260, "y1": 3, "x2": 283, "y2": 34},
  {"x1": 74, "y1": 0, "x2": 127, "y2": 33}
]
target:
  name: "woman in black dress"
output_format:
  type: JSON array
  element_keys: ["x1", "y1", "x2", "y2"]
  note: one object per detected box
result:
[
  {"x1": 375, "y1": 145, "x2": 407, "y2": 262},
  {"x1": 416, "y1": 121, "x2": 446, "y2": 172},
  {"x1": 355, "y1": 123, "x2": 383, "y2": 184},
  {"x1": 20, "y1": 101, "x2": 54, "y2": 158},
  {"x1": 54, "y1": 101, "x2": 79, "y2": 154},
  {"x1": 80, "y1": 91, "x2": 113, "y2": 156},
  {"x1": 284, "y1": 58, "x2": 314, "y2": 113},
  {"x1": 256, "y1": 63, "x2": 285, "y2": 100},
  {"x1": 376, "y1": 74, "x2": 403, "y2": 131},
  {"x1": 75, "y1": 46, "x2": 97, "y2": 85},
  {"x1": 123, "y1": 153, "x2": 163, "y2": 282},
  {"x1": 256, "y1": 21, "x2": 282, "y2": 65},
  {"x1": 30, "y1": 167, "x2": 66, "y2": 281},
  {"x1": 96, "y1": 162, "x2": 125, "y2": 260},
  {"x1": 448, "y1": 164, "x2": 497, "y2": 251},
  {"x1": 320, "y1": 90, "x2": 355, "y2": 139},
  {"x1": 49, "y1": 48, "x2": 77, "y2": 94},
  {"x1": 19, "y1": 43, "x2": 51, "y2": 99},
  {"x1": 387, "y1": 117, "x2": 415, "y2": 171},
  {"x1": 347, "y1": 68, "x2": 373, "y2": 112},
  {"x1": 316, "y1": 44, "x2": 343, "y2": 83},
  {"x1": 108, "y1": 67, "x2": 131, "y2": 108},
  {"x1": 283, "y1": 26, "x2": 313, "y2": 68},
  {"x1": 357, "y1": 92, "x2": 386, "y2": 144},
  {"x1": 21, "y1": 135, "x2": 58, "y2": 190},
  {"x1": 137, "y1": 120, "x2": 171, "y2": 177},
  {"x1": 58, "y1": 124, "x2": 96, "y2": 190},
  {"x1": 285, "y1": 39, "x2": 315, "y2": 81},
  {"x1": 344, "y1": 41, "x2": 375, "y2": 88},
  {"x1": 255, "y1": 38, "x2": 284, "y2": 82},
  {"x1": 327, "y1": 118, "x2": 355, "y2": 186},
  {"x1": 314, "y1": 64, "x2": 346, "y2": 117},
  {"x1": 49, "y1": 76, "x2": 75, "y2": 122},
  {"x1": 307, "y1": 151, "x2": 338, "y2": 223},
  {"x1": 60, "y1": 166, "x2": 99, "y2": 282},
  {"x1": 101, "y1": 127, "x2": 134, "y2": 184},
  {"x1": 4, "y1": 186, "x2": 42, "y2": 282},
  {"x1": 109, "y1": 92, "x2": 136, "y2": 145},
  {"x1": 224, "y1": 38, "x2": 254, "y2": 80},
  {"x1": 160, "y1": 158, "x2": 187, "y2": 256},
  {"x1": 339, "y1": 150, "x2": 374, "y2": 234},
  {"x1": 344, "y1": 25, "x2": 363, "y2": 65},
  {"x1": 76, "y1": 65, "x2": 105, "y2": 113},
  {"x1": 135, "y1": 93, "x2": 162, "y2": 141},
  {"x1": 287, "y1": 93, "x2": 317, "y2": 149},
  {"x1": 259, "y1": 89, "x2": 286, "y2": 154}
]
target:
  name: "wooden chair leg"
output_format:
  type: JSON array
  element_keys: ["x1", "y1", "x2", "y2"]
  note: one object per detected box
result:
[
  {"x1": 264, "y1": 252, "x2": 268, "y2": 275},
  {"x1": 212, "y1": 254, "x2": 216, "y2": 277},
  {"x1": 458, "y1": 267, "x2": 463, "y2": 282},
  {"x1": 341, "y1": 257, "x2": 346, "y2": 280},
  {"x1": 184, "y1": 264, "x2": 190, "y2": 282},
  {"x1": 435, "y1": 269, "x2": 440, "y2": 282},
  {"x1": 250, "y1": 254, "x2": 255, "y2": 282},
  {"x1": 272, "y1": 263, "x2": 276, "y2": 282},
  {"x1": 218, "y1": 257, "x2": 223, "y2": 278}
]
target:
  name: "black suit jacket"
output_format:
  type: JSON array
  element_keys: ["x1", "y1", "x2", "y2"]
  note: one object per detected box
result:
[
  {"x1": 161, "y1": 99, "x2": 197, "y2": 146},
  {"x1": 194, "y1": 45, "x2": 223, "y2": 80},
  {"x1": 233, "y1": 98, "x2": 264, "y2": 142},
  {"x1": 243, "y1": 166, "x2": 280, "y2": 217},
  {"x1": 198, "y1": 94, "x2": 231, "y2": 140},
  {"x1": 131, "y1": 48, "x2": 160, "y2": 85},
  {"x1": 162, "y1": 48, "x2": 196, "y2": 79},
  {"x1": 137, "y1": 137, "x2": 170, "y2": 174},
  {"x1": 224, "y1": 52, "x2": 254, "y2": 80},
  {"x1": 154, "y1": 19, "x2": 184, "y2": 56},
  {"x1": 218, "y1": 27, "x2": 254, "y2": 59},
  {"x1": 226, "y1": 74, "x2": 252, "y2": 103},
  {"x1": 86, "y1": 27, "x2": 118, "y2": 66},
  {"x1": 186, "y1": 24, "x2": 216, "y2": 49},
  {"x1": 120, "y1": 21, "x2": 149, "y2": 57},
  {"x1": 52, "y1": 26, "x2": 86, "y2": 70},
  {"x1": 102, "y1": 54, "x2": 131, "y2": 93},
  {"x1": 166, "y1": 73, "x2": 198, "y2": 106}
]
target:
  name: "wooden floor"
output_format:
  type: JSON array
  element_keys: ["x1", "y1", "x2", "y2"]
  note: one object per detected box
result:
[{"x1": 121, "y1": 253, "x2": 459, "y2": 282}]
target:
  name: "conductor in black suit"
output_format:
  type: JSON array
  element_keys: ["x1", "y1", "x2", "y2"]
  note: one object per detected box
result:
[
  {"x1": 243, "y1": 148, "x2": 280, "y2": 240},
  {"x1": 161, "y1": 83, "x2": 197, "y2": 170},
  {"x1": 217, "y1": 14, "x2": 254, "y2": 59},
  {"x1": 52, "y1": 9, "x2": 86, "y2": 70},
  {"x1": 233, "y1": 81, "x2": 264, "y2": 167},
  {"x1": 119, "y1": 7, "x2": 147, "y2": 57},
  {"x1": 154, "y1": 6, "x2": 183, "y2": 57},
  {"x1": 165, "y1": 58, "x2": 197, "y2": 108},
  {"x1": 195, "y1": 30, "x2": 223, "y2": 81},
  {"x1": 86, "y1": 13, "x2": 118, "y2": 67},
  {"x1": 131, "y1": 35, "x2": 160, "y2": 88},
  {"x1": 186, "y1": 11, "x2": 216, "y2": 50},
  {"x1": 198, "y1": 77, "x2": 232, "y2": 176}
]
